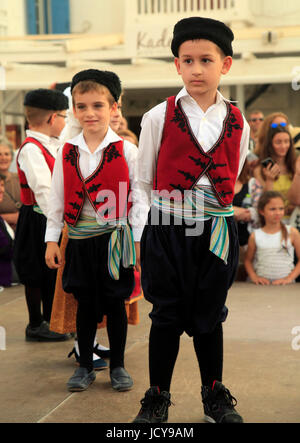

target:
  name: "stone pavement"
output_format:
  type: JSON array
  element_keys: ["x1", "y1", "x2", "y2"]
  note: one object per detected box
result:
[{"x1": 0, "y1": 282, "x2": 300, "y2": 424}]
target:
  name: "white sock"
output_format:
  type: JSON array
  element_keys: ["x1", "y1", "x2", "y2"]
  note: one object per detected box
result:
[{"x1": 75, "y1": 339, "x2": 103, "y2": 361}]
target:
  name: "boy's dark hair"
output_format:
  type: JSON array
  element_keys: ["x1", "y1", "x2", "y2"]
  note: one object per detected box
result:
[
  {"x1": 171, "y1": 17, "x2": 234, "y2": 58},
  {"x1": 71, "y1": 69, "x2": 122, "y2": 103}
]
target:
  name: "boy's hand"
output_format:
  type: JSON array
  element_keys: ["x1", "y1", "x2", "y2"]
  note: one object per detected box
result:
[
  {"x1": 45, "y1": 242, "x2": 62, "y2": 269},
  {"x1": 134, "y1": 242, "x2": 141, "y2": 273}
]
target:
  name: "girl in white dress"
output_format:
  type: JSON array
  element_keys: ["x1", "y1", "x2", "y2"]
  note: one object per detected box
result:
[{"x1": 244, "y1": 191, "x2": 300, "y2": 285}]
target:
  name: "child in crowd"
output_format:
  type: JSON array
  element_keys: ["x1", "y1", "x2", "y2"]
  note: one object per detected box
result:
[
  {"x1": 13, "y1": 89, "x2": 70, "y2": 342},
  {"x1": 45, "y1": 69, "x2": 142, "y2": 393},
  {"x1": 132, "y1": 17, "x2": 250, "y2": 423},
  {"x1": 0, "y1": 174, "x2": 14, "y2": 288},
  {"x1": 244, "y1": 191, "x2": 300, "y2": 285}
]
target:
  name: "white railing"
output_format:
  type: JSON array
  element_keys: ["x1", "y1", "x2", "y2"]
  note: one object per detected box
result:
[
  {"x1": 131, "y1": 0, "x2": 254, "y2": 24},
  {"x1": 136, "y1": 0, "x2": 236, "y2": 16}
]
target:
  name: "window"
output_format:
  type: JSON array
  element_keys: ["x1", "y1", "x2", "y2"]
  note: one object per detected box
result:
[{"x1": 26, "y1": 0, "x2": 70, "y2": 35}]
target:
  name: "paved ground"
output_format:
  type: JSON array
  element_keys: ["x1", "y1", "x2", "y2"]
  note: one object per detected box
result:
[{"x1": 0, "y1": 282, "x2": 300, "y2": 424}]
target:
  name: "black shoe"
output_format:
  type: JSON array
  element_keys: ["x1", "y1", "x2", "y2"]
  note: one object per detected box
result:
[
  {"x1": 110, "y1": 367, "x2": 133, "y2": 392},
  {"x1": 201, "y1": 381, "x2": 243, "y2": 423},
  {"x1": 93, "y1": 343, "x2": 110, "y2": 359},
  {"x1": 133, "y1": 387, "x2": 171, "y2": 423},
  {"x1": 25, "y1": 321, "x2": 70, "y2": 342},
  {"x1": 67, "y1": 367, "x2": 96, "y2": 392},
  {"x1": 67, "y1": 347, "x2": 108, "y2": 371}
]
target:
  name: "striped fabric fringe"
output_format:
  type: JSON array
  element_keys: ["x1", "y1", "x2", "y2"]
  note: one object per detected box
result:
[
  {"x1": 33, "y1": 204, "x2": 43, "y2": 215},
  {"x1": 68, "y1": 215, "x2": 136, "y2": 280},
  {"x1": 152, "y1": 186, "x2": 234, "y2": 264}
]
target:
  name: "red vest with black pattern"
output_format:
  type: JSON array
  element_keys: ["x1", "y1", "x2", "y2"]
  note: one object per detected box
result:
[
  {"x1": 17, "y1": 137, "x2": 55, "y2": 206},
  {"x1": 154, "y1": 96, "x2": 244, "y2": 206},
  {"x1": 63, "y1": 140, "x2": 131, "y2": 226}
]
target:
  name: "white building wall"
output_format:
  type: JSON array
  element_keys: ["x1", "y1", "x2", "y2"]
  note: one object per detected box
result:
[
  {"x1": 69, "y1": 0, "x2": 125, "y2": 34},
  {"x1": 1, "y1": 0, "x2": 26, "y2": 36}
]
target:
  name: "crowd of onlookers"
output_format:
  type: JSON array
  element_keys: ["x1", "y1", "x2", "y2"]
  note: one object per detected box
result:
[
  {"x1": 233, "y1": 110, "x2": 300, "y2": 284},
  {"x1": 1, "y1": 108, "x2": 300, "y2": 289}
]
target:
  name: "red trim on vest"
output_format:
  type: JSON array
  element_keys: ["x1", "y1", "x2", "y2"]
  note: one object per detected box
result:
[
  {"x1": 17, "y1": 137, "x2": 55, "y2": 206},
  {"x1": 63, "y1": 140, "x2": 132, "y2": 226},
  {"x1": 154, "y1": 96, "x2": 244, "y2": 206}
]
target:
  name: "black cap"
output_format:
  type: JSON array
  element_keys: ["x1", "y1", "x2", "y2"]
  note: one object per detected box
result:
[
  {"x1": 70, "y1": 69, "x2": 122, "y2": 103},
  {"x1": 171, "y1": 17, "x2": 234, "y2": 57},
  {"x1": 24, "y1": 89, "x2": 69, "y2": 110}
]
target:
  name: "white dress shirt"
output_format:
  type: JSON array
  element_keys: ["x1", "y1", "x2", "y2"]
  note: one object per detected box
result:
[
  {"x1": 45, "y1": 127, "x2": 143, "y2": 243},
  {"x1": 137, "y1": 87, "x2": 250, "y2": 221},
  {"x1": 17, "y1": 130, "x2": 60, "y2": 218}
]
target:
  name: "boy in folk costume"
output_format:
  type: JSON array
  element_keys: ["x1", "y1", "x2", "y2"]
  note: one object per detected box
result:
[
  {"x1": 133, "y1": 17, "x2": 250, "y2": 423},
  {"x1": 14, "y1": 89, "x2": 69, "y2": 342},
  {"x1": 45, "y1": 69, "x2": 142, "y2": 392}
]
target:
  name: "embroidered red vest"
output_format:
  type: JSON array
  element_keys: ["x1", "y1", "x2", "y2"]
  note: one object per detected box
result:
[
  {"x1": 17, "y1": 137, "x2": 55, "y2": 206},
  {"x1": 154, "y1": 96, "x2": 244, "y2": 206},
  {"x1": 63, "y1": 140, "x2": 131, "y2": 226}
]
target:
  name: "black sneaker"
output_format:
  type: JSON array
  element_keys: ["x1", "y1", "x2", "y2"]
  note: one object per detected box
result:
[
  {"x1": 133, "y1": 387, "x2": 171, "y2": 423},
  {"x1": 25, "y1": 321, "x2": 70, "y2": 342},
  {"x1": 201, "y1": 381, "x2": 243, "y2": 423}
]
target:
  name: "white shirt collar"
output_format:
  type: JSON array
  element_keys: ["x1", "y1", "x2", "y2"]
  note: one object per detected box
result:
[
  {"x1": 69, "y1": 126, "x2": 122, "y2": 154},
  {"x1": 175, "y1": 87, "x2": 229, "y2": 107},
  {"x1": 26, "y1": 129, "x2": 51, "y2": 146}
]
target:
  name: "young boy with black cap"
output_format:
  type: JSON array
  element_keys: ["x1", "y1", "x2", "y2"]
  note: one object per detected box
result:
[
  {"x1": 133, "y1": 17, "x2": 250, "y2": 423},
  {"x1": 14, "y1": 88, "x2": 70, "y2": 342},
  {"x1": 45, "y1": 69, "x2": 141, "y2": 393}
]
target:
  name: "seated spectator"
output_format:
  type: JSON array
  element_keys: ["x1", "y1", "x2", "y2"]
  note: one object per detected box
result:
[
  {"x1": 118, "y1": 129, "x2": 139, "y2": 147},
  {"x1": 287, "y1": 156, "x2": 300, "y2": 207},
  {"x1": 244, "y1": 191, "x2": 300, "y2": 285},
  {"x1": 248, "y1": 110, "x2": 264, "y2": 153},
  {"x1": 0, "y1": 136, "x2": 22, "y2": 231},
  {"x1": 0, "y1": 174, "x2": 15, "y2": 287},
  {"x1": 233, "y1": 161, "x2": 259, "y2": 280},
  {"x1": 252, "y1": 125, "x2": 297, "y2": 223}
]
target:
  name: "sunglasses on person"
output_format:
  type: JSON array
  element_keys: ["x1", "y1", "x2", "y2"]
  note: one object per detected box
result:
[
  {"x1": 270, "y1": 122, "x2": 287, "y2": 128},
  {"x1": 250, "y1": 118, "x2": 264, "y2": 122}
]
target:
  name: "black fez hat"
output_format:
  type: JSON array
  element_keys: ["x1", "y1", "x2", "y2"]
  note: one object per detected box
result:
[
  {"x1": 171, "y1": 17, "x2": 234, "y2": 57},
  {"x1": 70, "y1": 69, "x2": 122, "y2": 102},
  {"x1": 24, "y1": 88, "x2": 69, "y2": 110}
]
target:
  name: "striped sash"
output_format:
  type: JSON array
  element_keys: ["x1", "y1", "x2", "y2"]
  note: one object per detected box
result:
[
  {"x1": 67, "y1": 215, "x2": 136, "y2": 280},
  {"x1": 152, "y1": 186, "x2": 234, "y2": 264}
]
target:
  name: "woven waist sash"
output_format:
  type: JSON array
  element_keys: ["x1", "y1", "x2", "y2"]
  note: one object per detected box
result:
[
  {"x1": 67, "y1": 215, "x2": 136, "y2": 280},
  {"x1": 152, "y1": 186, "x2": 234, "y2": 264}
]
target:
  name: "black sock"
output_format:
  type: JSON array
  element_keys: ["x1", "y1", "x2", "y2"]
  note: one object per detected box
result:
[
  {"x1": 106, "y1": 299, "x2": 128, "y2": 371},
  {"x1": 193, "y1": 322, "x2": 223, "y2": 388},
  {"x1": 25, "y1": 286, "x2": 43, "y2": 328},
  {"x1": 149, "y1": 325, "x2": 180, "y2": 392},
  {"x1": 76, "y1": 299, "x2": 97, "y2": 373}
]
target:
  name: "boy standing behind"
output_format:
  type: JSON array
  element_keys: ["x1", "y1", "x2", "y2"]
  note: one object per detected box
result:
[
  {"x1": 14, "y1": 89, "x2": 69, "y2": 342},
  {"x1": 133, "y1": 17, "x2": 250, "y2": 423},
  {"x1": 45, "y1": 70, "x2": 141, "y2": 393}
]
